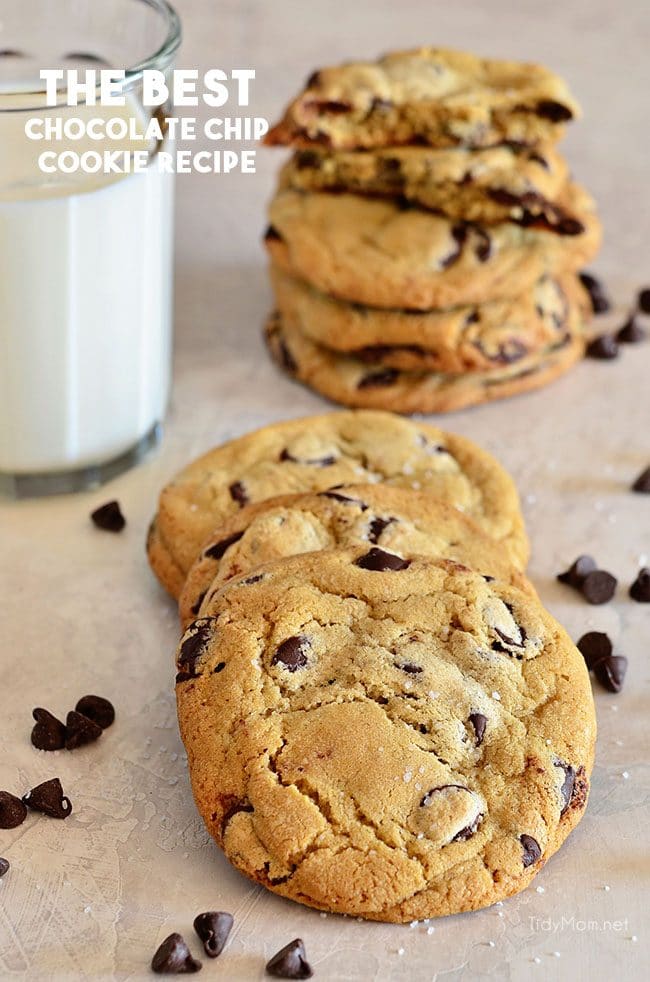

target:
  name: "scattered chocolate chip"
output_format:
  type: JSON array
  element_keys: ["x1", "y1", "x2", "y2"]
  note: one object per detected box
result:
[
  {"x1": 74, "y1": 695, "x2": 115, "y2": 730},
  {"x1": 151, "y1": 933, "x2": 202, "y2": 974},
  {"x1": 637, "y1": 288, "x2": 650, "y2": 313},
  {"x1": 586, "y1": 335, "x2": 619, "y2": 360},
  {"x1": 632, "y1": 466, "x2": 650, "y2": 493},
  {"x1": 617, "y1": 315, "x2": 646, "y2": 344},
  {"x1": 228, "y1": 481, "x2": 249, "y2": 507},
  {"x1": 557, "y1": 555, "x2": 597, "y2": 588},
  {"x1": 272, "y1": 636, "x2": 310, "y2": 672},
  {"x1": 367, "y1": 516, "x2": 396, "y2": 543},
  {"x1": 0, "y1": 858, "x2": 9, "y2": 877},
  {"x1": 520, "y1": 833, "x2": 542, "y2": 867},
  {"x1": 581, "y1": 569, "x2": 617, "y2": 605},
  {"x1": 90, "y1": 500, "x2": 126, "y2": 532},
  {"x1": 535, "y1": 99, "x2": 573, "y2": 122},
  {"x1": 65, "y1": 710, "x2": 103, "y2": 750},
  {"x1": 0, "y1": 791, "x2": 28, "y2": 829},
  {"x1": 319, "y1": 491, "x2": 368, "y2": 510},
  {"x1": 577, "y1": 631, "x2": 612, "y2": 670},
  {"x1": 554, "y1": 761, "x2": 576, "y2": 816},
  {"x1": 31, "y1": 707, "x2": 66, "y2": 751},
  {"x1": 630, "y1": 567, "x2": 650, "y2": 602},
  {"x1": 280, "y1": 449, "x2": 336, "y2": 466},
  {"x1": 193, "y1": 911, "x2": 233, "y2": 958},
  {"x1": 357, "y1": 367, "x2": 399, "y2": 388},
  {"x1": 266, "y1": 938, "x2": 313, "y2": 979},
  {"x1": 177, "y1": 618, "x2": 216, "y2": 677},
  {"x1": 22, "y1": 778, "x2": 72, "y2": 819},
  {"x1": 594, "y1": 655, "x2": 628, "y2": 693},
  {"x1": 579, "y1": 272, "x2": 610, "y2": 314},
  {"x1": 354, "y1": 547, "x2": 410, "y2": 571},
  {"x1": 468, "y1": 712, "x2": 487, "y2": 746},
  {"x1": 204, "y1": 530, "x2": 245, "y2": 560}
]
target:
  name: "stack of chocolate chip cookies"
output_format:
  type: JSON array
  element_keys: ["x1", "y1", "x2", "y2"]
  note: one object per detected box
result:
[
  {"x1": 147, "y1": 409, "x2": 596, "y2": 922},
  {"x1": 261, "y1": 48, "x2": 602, "y2": 413}
]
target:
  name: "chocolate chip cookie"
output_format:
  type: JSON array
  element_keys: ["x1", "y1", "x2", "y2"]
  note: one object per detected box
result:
[
  {"x1": 176, "y1": 549, "x2": 595, "y2": 921},
  {"x1": 265, "y1": 187, "x2": 601, "y2": 310},
  {"x1": 147, "y1": 411, "x2": 528, "y2": 597},
  {"x1": 280, "y1": 144, "x2": 581, "y2": 232},
  {"x1": 265, "y1": 48, "x2": 579, "y2": 150},
  {"x1": 178, "y1": 485, "x2": 535, "y2": 629},
  {"x1": 271, "y1": 265, "x2": 589, "y2": 374},
  {"x1": 265, "y1": 309, "x2": 586, "y2": 414}
]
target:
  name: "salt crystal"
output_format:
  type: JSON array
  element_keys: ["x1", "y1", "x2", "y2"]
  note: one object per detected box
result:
[
  {"x1": 397, "y1": 947, "x2": 405, "y2": 956},
  {"x1": 427, "y1": 927, "x2": 434, "y2": 935},
  {"x1": 403, "y1": 771, "x2": 413, "y2": 783},
  {"x1": 536, "y1": 886, "x2": 545, "y2": 894},
  {"x1": 492, "y1": 691, "x2": 501, "y2": 701},
  {"x1": 622, "y1": 771, "x2": 630, "y2": 780}
]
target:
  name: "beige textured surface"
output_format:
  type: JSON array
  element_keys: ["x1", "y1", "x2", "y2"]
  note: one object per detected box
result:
[{"x1": 1, "y1": 1, "x2": 649, "y2": 979}]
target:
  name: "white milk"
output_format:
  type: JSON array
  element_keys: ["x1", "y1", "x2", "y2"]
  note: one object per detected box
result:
[{"x1": 0, "y1": 97, "x2": 174, "y2": 475}]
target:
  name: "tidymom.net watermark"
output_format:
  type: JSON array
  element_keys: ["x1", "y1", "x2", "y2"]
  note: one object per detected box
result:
[{"x1": 530, "y1": 916, "x2": 629, "y2": 933}]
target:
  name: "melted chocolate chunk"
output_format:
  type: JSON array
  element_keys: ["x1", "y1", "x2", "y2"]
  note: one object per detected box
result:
[
  {"x1": 579, "y1": 272, "x2": 610, "y2": 314},
  {"x1": 594, "y1": 655, "x2": 627, "y2": 693},
  {"x1": 617, "y1": 315, "x2": 646, "y2": 344},
  {"x1": 31, "y1": 707, "x2": 66, "y2": 751},
  {"x1": 266, "y1": 938, "x2": 313, "y2": 979},
  {"x1": 396, "y1": 662, "x2": 422, "y2": 674},
  {"x1": 632, "y1": 466, "x2": 650, "y2": 493},
  {"x1": 193, "y1": 911, "x2": 233, "y2": 958},
  {"x1": 520, "y1": 833, "x2": 542, "y2": 867},
  {"x1": 204, "y1": 530, "x2": 245, "y2": 560},
  {"x1": 220, "y1": 796, "x2": 254, "y2": 834},
  {"x1": 22, "y1": 778, "x2": 72, "y2": 819},
  {"x1": 468, "y1": 712, "x2": 487, "y2": 746},
  {"x1": 577, "y1": 631, "x2": 612, "y2": 670},
  {"x1": 357, "y1": 367, "x2": 400, "y2": 388},
  {"x1": 535, "y1": 99, "x2": 573, "y2": 121},
  {"x1": 0, "y1": 791, "x2": 27, "y2": 829},
  {"x1": 75, "y1": 695, "x2": 115, "y2": 730},
  {"x1": 272, "y1": 636, "x2": 310, "y2": 672},
  {"x1": 280, "y1": 449, "x2": 337, "y2": 466},
  {"x1": 191, "y1": 590, "x2": 207, "y2": 616},
  {"x1": 228, "y1": 481, "x2": 249, "y2": 507},
  {"x1": 305, "y1": 98, "x2": 352, "y2": 114},
  {"x1": 151, "y1": 933, "x2": 202, "y2": 974},
  {"x1": 581, "y1": 569, "x2": 617, "y2": 605},
  {"x1": 586, "y1": 335, "x2": 619, "y2": 360},
  {"x1": 278, "y1": 335, "x2": 298, "y2": 374},
  {"x1": 177, "y1": 618, "x2": 216, "y2": 677},
  {"x1": 630, "y1": 567, "x2": 650, "y2": 602},
  {"x1": 354, "y1": 547, "x2": 410, "y2": 571},
  {"x1": 440, "y1": 224, "x2": 467, "y2": 268},
  {"x1": 294, "y1": 150, "x2": 322, "y2": 170},
  {"x1": 452, "y1": 813, "x2": 483, "y2": 842},
  {"x1": 637, "y1": 287, "x2": 650, "y2": 313},
  {"x1": 367, "y1": 516, "x2": 396, "y2": 543},
  {"x1": 90, "y1": 500, "x2": 126, "y2": 532},
  {"x1": 65, "y1": 710, "x2": 103, "y2": 750},
  {"x1": 264, "y1": 225, "x2": 281, "y2": 242},
  {"x1": 557, "y1": 555, "x2": 597, "y2": 588},
  {"x1": 554, "y1": 761, "x2": 576, "y2": 816},
  {"x1": 474, "y1": 228, "x2": 492, "y2": 262},
  {"x1": 319, "y1": 491, "x2": 368, "y2": 509},
  {"x1": 0, "y1": 858, "x2": 9, "y2": 877}
]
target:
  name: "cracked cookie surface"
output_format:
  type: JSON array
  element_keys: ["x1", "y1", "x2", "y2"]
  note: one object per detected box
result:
[
  {"x1": 176, "y1": 549, "x2": 595, "y2": 921},
  {"x1": 266, "y1": 187, "x2": 601, "y2": 310},
  {"x1": 147, "y1": 410, "x2": 528, "y2": 597},
  {"x1": 178, "y1": 485, "x2": 534, "y2": 629},
  {"x1": 265, "y1": 47, "x2": 580, "y2": 150}
]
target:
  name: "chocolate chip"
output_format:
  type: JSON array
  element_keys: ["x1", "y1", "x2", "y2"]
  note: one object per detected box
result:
[
  {"x1": 357, "y1": 367, "x2": 399, "y2": 388},
  {"x1": 278, "y1": 336, "x2": 297, "y2": 374},
  {"x1": 305, "y1": 98, "x2": 352, "y2": 114},
  {"x1": 520, "y1": 833, "x2": 542, "y2": 867},
  {"x1": 354, "y1": 547, "x2": 410, "y2": 571},
  {"x1": 468, "y1": 712, "x2": 487, "y2": 746},
  {"x1": 22, "y1": 778, "x2": 72, "y2": 819},
  {"x1": 319, "y1": 491, "x2": 368, "y2": 510},
  {"x1": 535, "y1": 99, "x2": 573, "y2": 121},
  {"x1": 554, "y1": 761, "x2": 576, "y2": 816},
  {"x1": 151, "y1": 933, "x2": 202, "y2": 974},
  {"x1": 204, "y1": 530, "x2": 245, "y2": 560},
  {"x1": 193, "y1": 911, "x2": 233, "y2": 958},
  {"x1": 396, "y1": 662, "x2": 422, "y2": 674},
  {"x1": 90, "y1": 500, "x2": 125, "y2": 532},
  {"x1": 594, "y1": 655, "x2": 627, "y2": 693},
  {"x1": 0, "y1": 858, "x2": 9, "y2": 877},
  {"x1": 579, "y1": 272, "x2": 610, "y2": 314},
  {"x1": 228, "y1": 481, "x2": 249, "y2": 507},
  {"x1": 637, "y1": 287, "x2": 650, "y2": 313},
  {"x1": 557, "y1": 555, "x2": 597, "y2": 588},
  {"x1": 31, "y1": 707, "x2": 66, "y2": 751},
  {"x1": 177, "y1": 618, "x2": 216, "y2": 677},
  {"x1": 452, "y1": 813, "x2": 483, "y2": 841},
  {"x1": 306, "y1": 70, "x2": 321, "y2": 88},
  {"x1": 367, "y1": 516, "x2": 396, "y2": 543},
  {"x1": 440, "y1": 224, "x2": 467, "y2": 268},
  {"x1": 586, "y1": 335, "x2": 619, "y2": 360},
  {"x1": 630, "y1": 567, "x2": 650, "y2": 602},
  {"x1": 577, "y1": 631, "x2": 612, "y2": 670},
  {"x1": 191, "y1": 590, "x2": 207, "y2": 616},
  {"x1": 74, "y1": 695, "x2": 115, "y2": 730},
  {"x1": 474, "y1": 228, "x2": 492, "y2": 262},
  {"x1": 0, "y1": 791, "x2": 27, "y2": 829},
  {"x1": 280, "y1": 449, "x2": 337, "y2": 466},
  {"x1": 617, "y1": 315, "x2": 646, "y2": 344},
  {"x1": 264, "y1": 224, "x2": 281, "y2": 242},
  {"x1": 65, "y1": 710, "x2": 103, "y2": 750},
  {"x1": 266, "y1": 938, "x2": 313, "y2": 979},
  {"x1": 213, "y1": 662, "x2": 226, "y2": 673},
  {"x1": 581, "y1": 569, "x2": 617, "y2": 605},
  {"x1": 272, "y1": 636, "x2": 310, "y2": 672},
  {"x1": 632, "y1": 466, "x2": 650, "y2": 493},
  {"x1": 294, "y1": 150, "x2": 322, "y2": 170}
]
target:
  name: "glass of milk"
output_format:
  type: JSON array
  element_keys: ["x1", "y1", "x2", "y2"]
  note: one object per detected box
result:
[{"x1": 0, "y1": 0, "x2": 181, "y2": 495}]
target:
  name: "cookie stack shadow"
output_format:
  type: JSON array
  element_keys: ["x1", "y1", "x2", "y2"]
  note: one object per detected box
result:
[{"x1": 261, "y1": 47, "x2": 602, "y2": 413}]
